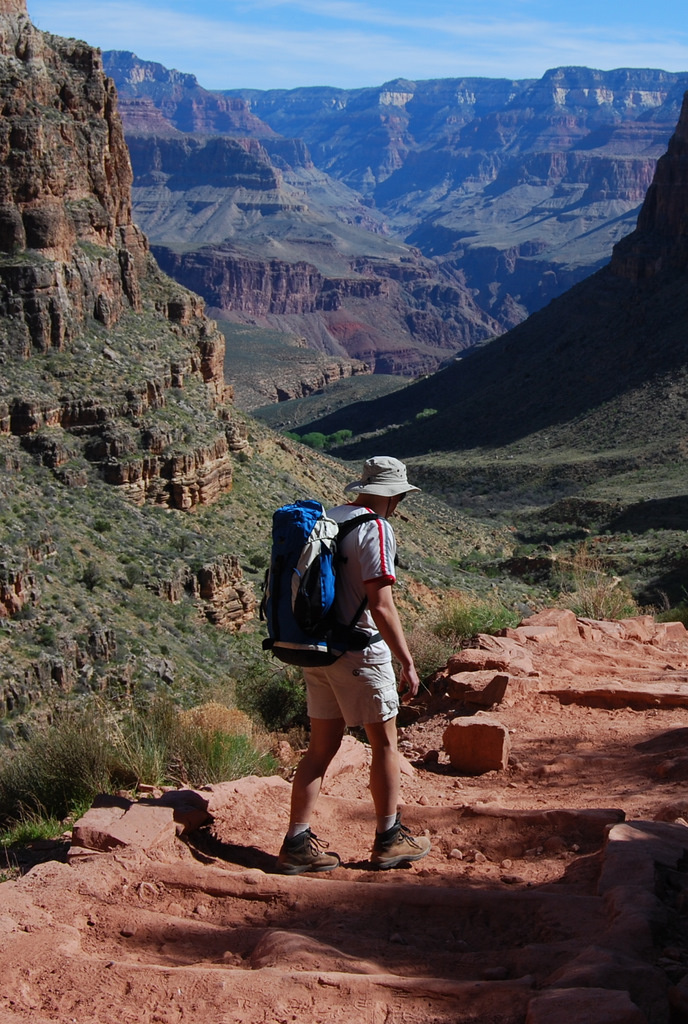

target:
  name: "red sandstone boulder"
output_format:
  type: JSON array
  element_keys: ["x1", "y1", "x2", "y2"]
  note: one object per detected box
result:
[
  {"x1": 442, "y1": 713, "x2": 511, "y2": 774},
  {"x1": 474, "y1": 634, "x2": 538, "y2": 676},
  {"x1": 521, "y1": 608, "x2": 581, "y2": 641},
  {"x1": 70, "y1": 798, "x2": 178, "y2": 854},
  {"x1": 445, "y1": 670, "x2": 510, "y2": 707}
]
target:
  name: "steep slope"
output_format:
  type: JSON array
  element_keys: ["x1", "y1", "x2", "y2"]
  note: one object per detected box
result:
[
  {"x1": 0, "y1": 2, "x2": 236, "y2": 492},
  {"x1": 0, "y1": 0, "x2": 258, "y2": 718},
  {"x1": 301, "y1": 92, "x2": 688, "y2": 496},
  {"x1": 0, "y1": 2, "x2": 493, "y2": 736}
]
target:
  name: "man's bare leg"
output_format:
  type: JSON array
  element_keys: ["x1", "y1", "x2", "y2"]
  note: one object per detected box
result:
[
  {"x1": 288, "y1": 716, "x2": 346, "y2": 826},
  {"x1": 364, "y1": 716, "x2": 430, "y2": 867},
  {"x1": 363, "y1": 717, "x2": 400, "y2": 826}
]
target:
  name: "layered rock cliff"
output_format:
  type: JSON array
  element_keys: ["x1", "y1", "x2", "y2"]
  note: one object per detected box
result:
[
  {"x1": 102, "y1": 52, "x2": 509, "y2": 374},
  {"x1": 303, "y1": 88, "x2": 688, "y2": 471},
  {"x1": 103, "y1": 50, "x2": 275, "y2": 138},
  {"x1": 0, "y1": 1, "x2": 269, "y2": 726},
  {"x1": 225, "y1": 67, "x2": 688, "y2": 323},
  {"x1": 102, "y1": 53, "x2": 688, "y2": 353},
  {"x1": 0, "y1": 9, "x2": 145, "y2": 354},
  {"x1": 0, "y1": 0, "x2": 243, "y2": 510}
]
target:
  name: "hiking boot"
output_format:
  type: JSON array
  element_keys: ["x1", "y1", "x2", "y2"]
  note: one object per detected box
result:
[
  {"x1": 276, "y1": 828, "x2": 340, "y2": 875},
  {"x1": 371, "y1": 814, "x2": 431, "y2": 869}
]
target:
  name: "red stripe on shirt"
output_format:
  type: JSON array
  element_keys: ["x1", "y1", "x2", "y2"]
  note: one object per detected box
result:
[{"x1": 375, "y1": 516, "x2": 388, "y2": 577}]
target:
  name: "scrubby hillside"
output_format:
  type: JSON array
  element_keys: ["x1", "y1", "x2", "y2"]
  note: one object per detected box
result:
[{"x1": 0, "y1": 1, "x2": 509, "y2": 750}]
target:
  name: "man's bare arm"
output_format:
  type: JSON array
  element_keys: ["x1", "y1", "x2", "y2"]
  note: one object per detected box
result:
[{"x1": 364, "y1": 578, "x2": 420, "y2": 698}]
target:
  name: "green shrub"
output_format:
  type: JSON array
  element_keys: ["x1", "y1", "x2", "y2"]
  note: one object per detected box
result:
[
  {"x1": 0, "y1": 709, "x2": 119, "y2": 823},
  {"x1": 285, "y1": 428, "x2": 352, "y2": 450},
  {"x1": 235, "y1": 663, "x2": 308, "y2": 732},
  {"x1": 170, "y1": 728, "x2": 276, "y2": 787},
  {"x1": 329, "y1": 429, "x2": 353, "y2": 444},
  {"x1": 0, "y1": 812, "x2": 65, "y2": 848},
  {"x1": 35, "y1": 622, "x2": 56, "y2": 646},
  {"x1": 656, "y1": 601, "x2": 688, "y2": 628},
  {"x1": 299, "y1": 432, "x2": 327, "y2": 450},
  {"x1": 248, "y1": 551, "x2": 269, "y2": 571},
  {"x1": 0, "y1": 696, "x2": 278, "y2": 827},
  {"x1": 123, "y1": 563, "x2": 144, "y2": 588},
  {"x1": 112, "y1": 697, "x2": 179, "y2": 787},
  {"x1": 430, "y1": 593, "x2": 520, "y2": 644},
  {"x1": 82, "y1": 561, "x2": 104, "y2": 591}
]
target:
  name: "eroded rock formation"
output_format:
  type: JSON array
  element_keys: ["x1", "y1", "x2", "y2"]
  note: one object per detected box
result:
[
  {"x1": 103, "y1": 50, "x2": 276, "y2": 138},
  {"x1": 0, "y1": 0, "x2": 145, "y2": 353},
  {"x1": 225, "y1": 66, "x2": 688, "y2": 323},
  {"x1": 0, "y1": 0, "x2": 242, "y2": 511},
  {"x1": 0, "y1": 0, "x2": 258, "y2": 735},
  {"x1": 104, "y1": 51, "x2": 506, "y2": 377}
]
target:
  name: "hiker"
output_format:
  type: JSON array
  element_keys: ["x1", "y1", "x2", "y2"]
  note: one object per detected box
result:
[{"x1": 276, "y1": 456, "x2": 431, "y2": 874}]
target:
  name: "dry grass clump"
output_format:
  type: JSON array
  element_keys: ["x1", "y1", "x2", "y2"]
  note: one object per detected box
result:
[
  {"x1": 178, "y1": 703, "x2": 254, "y2": 738},
  {"x1": 406, "y1": 624, "x2": 457, "y2": 683},
  {"x1": 556, "y1": 544, "x2": 638, "y2": 620},
  {"x1": 0, "y1": 697, "x2": 277, "y2": 828},
  {"x1": 430, "y1": 592, "x2": 520, "y2": 643}
]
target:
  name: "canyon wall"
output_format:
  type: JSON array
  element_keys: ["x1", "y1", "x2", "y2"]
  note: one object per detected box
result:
[
  {"x1": 120, "y1": 124, "x2": 503, "y2": 376},
  {"x1": 0, "y1": 0, "x2": 244, "y2": 510},
  {"x1": 0, "y1": 0, "x2": 256, "y2": 582},
  {"x1": 0, "y1": 0, "x2": 261, "y2": 726},
  {"x1": 611, "y1": 92, "x2": 688, "y2": 281},
  {"x1": 213, "y1": 66, "x2": 688, "y2": 325}
]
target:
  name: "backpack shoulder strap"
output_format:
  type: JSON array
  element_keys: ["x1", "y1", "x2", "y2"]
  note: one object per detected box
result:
[
  {"x1": 335, "y1": 512, "x2": 382, "y2": 635},
  {"x1": 336, "y1": 511, "x2": 380, "y2": 543}
]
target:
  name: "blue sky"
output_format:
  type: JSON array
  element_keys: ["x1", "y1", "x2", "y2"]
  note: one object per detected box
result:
[{"x1": 29, "y1": 0, "x2": 688, "y2": 91}]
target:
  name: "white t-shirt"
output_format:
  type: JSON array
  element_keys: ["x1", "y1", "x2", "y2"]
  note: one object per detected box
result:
[{"x1": 328, "y1": 503, "x2": 397, "y2": 664}]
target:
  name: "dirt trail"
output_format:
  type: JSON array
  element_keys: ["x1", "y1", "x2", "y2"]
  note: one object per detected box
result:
[{"x1": 3, "y1": 611, "x2": 688, "y2": 1023}]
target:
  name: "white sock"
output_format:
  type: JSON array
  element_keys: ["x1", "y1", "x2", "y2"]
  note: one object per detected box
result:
[
  {"x1": 377, "y1": 814, "x2": 398, "y2": 835},
  {"x1": 286, "y1": 822, "x2": 310, "y2": 840}
]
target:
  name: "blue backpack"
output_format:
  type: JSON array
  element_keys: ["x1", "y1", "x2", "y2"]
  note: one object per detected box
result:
[{"x1": 261, "y1": 500, "x2": 380, "y2": 666}]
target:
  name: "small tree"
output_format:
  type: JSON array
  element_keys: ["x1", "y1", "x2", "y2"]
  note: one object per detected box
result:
[
  {"x1": 299, "y1": 432, "x2": 327, "y2": 450},
  {"x1": 328, "y1": 429, "x2": 353, "y2": 445}
]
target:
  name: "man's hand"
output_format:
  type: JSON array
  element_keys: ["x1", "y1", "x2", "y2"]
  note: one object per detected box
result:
[
  {"x1": 364, "y1": 578, "x2": 420, "y2": 701},
  {"x1": 398, "y1": 663, "x2": 421, "y2": 701}
]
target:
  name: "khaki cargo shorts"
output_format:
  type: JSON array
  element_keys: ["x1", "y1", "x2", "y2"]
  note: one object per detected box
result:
[{"x1": 303, "y1": 652, "x2": 399, "y2": 727}]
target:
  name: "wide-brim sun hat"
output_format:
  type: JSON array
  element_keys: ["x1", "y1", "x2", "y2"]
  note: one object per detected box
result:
[{"x1": 344, "y1": 456, "x2": 421, "y2": 497}]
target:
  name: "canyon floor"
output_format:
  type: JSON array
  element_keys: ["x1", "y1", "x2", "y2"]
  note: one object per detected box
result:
[{"x1": 2, "y1": 612, "x2": 688, "y2": 1024}]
